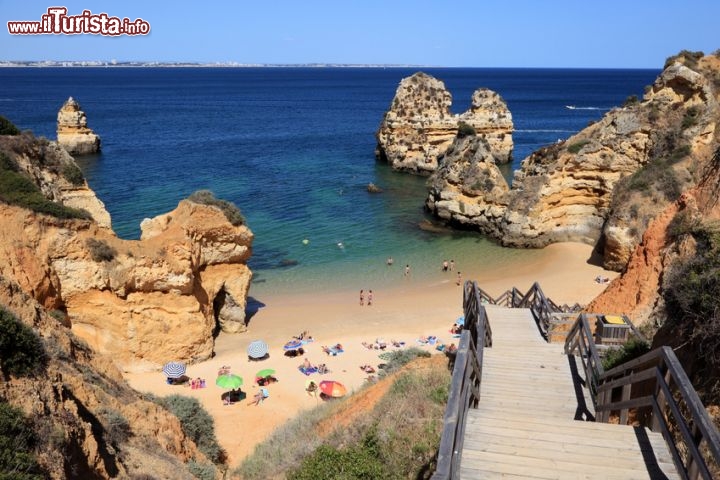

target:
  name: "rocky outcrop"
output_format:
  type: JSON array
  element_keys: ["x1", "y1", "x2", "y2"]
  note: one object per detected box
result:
[
  {"x1": 0, "y1": 132, "x2": 253, "y2": 371},
  {"x1": 426, "y1": 134, "x2": 510, "y2": 235},
  {"x1": 0, "y1": 133, "x2": 111, "y2": 228},
  {"x1": 375, "y1": 72, "x2": 513, "y2": 175},
  {"x1": 426, "y1": 55, "x2": 719, "y2": 271},
  {"x1": 57, "y1": 97, "x2": 101, "y2": 155},
  {"x1": 0, "y1": 276, "x2": 203, "y2": 479}
]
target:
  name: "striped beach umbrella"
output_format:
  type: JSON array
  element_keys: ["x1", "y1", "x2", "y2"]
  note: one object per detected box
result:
[
  {"x1": 283, "y1": 339, "x2": 302, "y2": 351},
  {"x1": 247, "y1": 340, "x2": 269, "y2": 359},
  {"x1": 162, "y1": 361, "x2": 186, "y2": 379}
]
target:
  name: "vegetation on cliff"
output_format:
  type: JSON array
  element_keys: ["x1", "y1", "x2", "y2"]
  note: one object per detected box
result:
[
  {"x1": 661, "y1": 214, "x2": 720, "y2": 404},
  {"x1": 188, "y1": 189, "x2": 246, "y2": 226},
  {"x1": 0, "y1": 148, "x2": 91, "y2": 220},
  {"x1": 0, "y1": 115, "x2": 20, "y2": 136},
  {"x1": 0, "y1": 308, "x2": 46, "y2": 378},
  {"x1": 0, "y1": 401, "x2": 46, "y2": 479},
  {"x1": 235, "y1": 350, "x2": 447, "y2": 480}
]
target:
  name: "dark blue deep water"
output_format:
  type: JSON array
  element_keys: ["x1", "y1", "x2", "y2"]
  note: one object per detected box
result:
[{"x1": 0, "y1": 67, "x2": 659, "y2": 293}]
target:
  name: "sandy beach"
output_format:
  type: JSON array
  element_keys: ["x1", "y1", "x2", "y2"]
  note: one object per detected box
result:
[{"x1": 123, "y1": 242, "x2": 616, "y2": 467}]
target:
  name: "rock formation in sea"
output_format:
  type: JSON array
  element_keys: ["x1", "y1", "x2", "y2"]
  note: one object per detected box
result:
[
  {"x1": 0, "y1": 130, "x2": 253, "y2": 372},
  {"x1": 375, "y1": 72, "x2": 513, "y2": 175},
  {"x1": 427, "y1": 53, "x2": 719, "y2": 271},
  {"x1": 57, "y1": 96, "x2": 101, "y2": 155}
]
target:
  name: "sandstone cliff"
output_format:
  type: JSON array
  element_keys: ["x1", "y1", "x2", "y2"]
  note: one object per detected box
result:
[
  {"x1": 0, "y1": 132, "x2": 253, "y2": 372},
  {"x1": 0, "y1": 276, "x2": 205, "y2": 479},
  {"x1": 375, "y1": 72, "x2": 513, "y2": 175},
  {"x1": 57, "y1": 97, "x2": 101, "y2": 155},
  {"x1": 427, "y1": 54, "x2": 719, "y2": 271}
]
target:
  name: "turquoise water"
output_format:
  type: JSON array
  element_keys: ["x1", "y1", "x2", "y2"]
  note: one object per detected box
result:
[{"x1": 0, "y1": 67, "x2": 659, "y2": 295}]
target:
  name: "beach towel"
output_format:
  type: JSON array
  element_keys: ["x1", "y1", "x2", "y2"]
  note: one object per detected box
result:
[
  {"x1": 329, "y1": 346, "x2": 344, "y2": 355},
  {"x1": 299, "y1": 366, "x2": 318, "y2": 376}
]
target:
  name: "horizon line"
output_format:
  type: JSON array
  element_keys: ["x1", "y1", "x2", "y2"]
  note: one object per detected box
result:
[{"x1": 0, "y1": 60, "x2": 661, "y2": 70}]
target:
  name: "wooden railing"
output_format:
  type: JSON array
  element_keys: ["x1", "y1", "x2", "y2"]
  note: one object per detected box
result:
[
  {"x1": 565, "y1": 314, "x2": 720, "y2": 480},
  {"x1": 471, "y1": 281, "x2": 580, "y2": 338},
  {"x1": 433, "y1": 281, "x2": 491, "y2": 480}
]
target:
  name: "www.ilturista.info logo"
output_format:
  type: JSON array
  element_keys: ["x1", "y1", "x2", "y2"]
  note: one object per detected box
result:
[{"x1": 7, "y1": 7, "x2": 150, "y2": 36}]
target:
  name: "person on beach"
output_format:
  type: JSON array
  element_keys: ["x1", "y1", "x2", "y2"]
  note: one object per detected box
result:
[
  {"x1": 367, "y1": 290, "x2": 373, "y2": 306},
  {"x1": 360, "y1": 289, "x2": 364, "y2": 306},
  {"x1": 456, "y1": 271, "x2": 462, "y2": 286},
  {"x1": 449, "y1": 259, "x2": 455, "y2": 271},
  {"x1": 386, "y1": 256, "x2": 393, "y2": 266},
  {"x1": 404, "y1": 264, "x2": 411, "y2": 277},
  {"x1": 442, "y1": 260, "x2": 448, "y2": 272},
  {"x1": 302, "y1": 358, "x2": 312, "y2": 370},
  {"x1": 306, "y1": 381, "x2": 318, "y2": 397}
]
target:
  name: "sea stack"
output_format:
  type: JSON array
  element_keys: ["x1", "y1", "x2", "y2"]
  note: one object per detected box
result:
[
  {"x1": 57, "y1": 96, "x2": 101, "y2": 155},
  {"x1": 375, "y1": 72, "x2": 513, "y2": 175}
]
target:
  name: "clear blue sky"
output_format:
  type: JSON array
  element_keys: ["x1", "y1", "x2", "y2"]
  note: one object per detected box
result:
[{"x1": 2, "y1": 0, "x2": 718, "y2": 68}]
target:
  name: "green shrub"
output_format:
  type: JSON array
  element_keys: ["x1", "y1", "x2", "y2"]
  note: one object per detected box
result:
[
  {"x1": 86, "y1": 238, "x2": 117, "y2": 262},
  {"x1": 664, "y1": 50, "x2": 704, "y2": 69},
  {"x1": 622, "y1": 95, "x2": 639, "y2": 107},
  {"x1": 567, "y1": 140, "x2": 590, "y2": 154},
  {"x1": 668, "y1": 144, "x2": 692, "y2": 164},
  {"x1": 288, "y1": 436, "x2": 385, "y2": 480},
  {"x1": 0, "y1": 116, "x2": 20, "y2": 136},
  {"x1": 667, "y1": 210, "x2": 701, "y2": 240},
  {"x1": 0, "y1": 308, "x2": 46, "y2": 378},
  {"x1": 0, "y1": 155, "x2": 92, "y2": 220},
  {"x1": 682, "y1": 106, "x2": 700, "y2": 130},
  {"x1": 377, "y1": 347, "x2": 431, "y2": 376},
  {"x1": 456, "y1": 121, "x2": 476, "y2": 138},
  {"x1": 602, "y1": 337, "x2": 651, "y2": 371},
  {"x1": 155, "y1": 395, "x2": 225, "y2": 464},
  {"x1": 0, "y1": 401, "x2": 45, "y2": 479},
  {"x1": 187, "y1": 190, "x2": 245, "y2": 226},
  {"x1": 99, "y1": 408, "x2": 131, "y2": 445},
  {"x1": 187, "y1": 460, "x2": 216, "y2": 480},
  {"x1": 62, "y1": 163, "x2": 85, "y2": 186}
]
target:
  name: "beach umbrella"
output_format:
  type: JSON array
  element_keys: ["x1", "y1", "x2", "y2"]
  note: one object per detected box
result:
[
  {"x1": 256, "y1": 368, "x2": 276, "y2": 379},
  {"x1": 216, "y1": 373, "x2": 243, "y2": 390},
  {"x1": 162, "y1": 361, "x2": 186, "y2": 379},
  {"x1": 283, "y1": 339, "x2": 302, "y2": 351},
  {"x1": 319, "y1": 380, "x2": 347, "y2": 398},
  {"x1": 247, "y1": 340, "x2": 269, "y2": 359}
]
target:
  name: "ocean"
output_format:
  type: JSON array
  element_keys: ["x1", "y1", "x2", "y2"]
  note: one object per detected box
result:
[{"x1": 0, "y1": 67, "x2": 659, "y2": 294}]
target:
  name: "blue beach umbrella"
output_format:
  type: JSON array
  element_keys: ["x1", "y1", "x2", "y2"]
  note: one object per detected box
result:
[
  {"x1": 162, "y1": 361, "x2": 186, "y2": 379},
  {"x1": 247, "y1": 340, "x2": 269, "y2": 359}
]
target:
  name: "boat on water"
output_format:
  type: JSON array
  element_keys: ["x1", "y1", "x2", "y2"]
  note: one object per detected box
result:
[{"x1": 565, "y1": 105, "x2": 576, "y2": 110}]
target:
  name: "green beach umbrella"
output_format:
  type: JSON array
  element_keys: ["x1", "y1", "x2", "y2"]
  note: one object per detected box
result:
[
  {"x1": 256, "y1": 368, "x2": 276, "y2": 379},
  {"x1": 216, "y1": 373, "x2": 243, "y2": 390}
]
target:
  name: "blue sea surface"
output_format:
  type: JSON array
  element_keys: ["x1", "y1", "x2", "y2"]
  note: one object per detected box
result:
[{"x1": 0, "y1": 67, "x2": 659, "y2": 294}]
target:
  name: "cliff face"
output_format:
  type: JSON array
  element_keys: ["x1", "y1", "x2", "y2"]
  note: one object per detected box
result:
[
  {"x1": 426, "y1": 55, "x2": 719, "y2": 271},
  {"x1": 0, "y1": 133, "x2": 253, "y2": 372},
  {"x1": 375, "y1": 72, "x2": 513, "y2": 175},
  {"x1": 0, "y1": 276, "x2": 203, "y2": 479},
  {"x1": 57, "y1": 97, "x2": 101, "y2": 156}
]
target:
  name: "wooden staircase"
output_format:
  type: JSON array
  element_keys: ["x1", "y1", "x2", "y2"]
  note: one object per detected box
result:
[{"x1": 459, "y1": 305, "x2": 679, "y2": 479}]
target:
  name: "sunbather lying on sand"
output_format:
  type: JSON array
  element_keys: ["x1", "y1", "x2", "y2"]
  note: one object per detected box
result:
[{"x1": 360, "y1": 364, "x2": 375, "y2": 374}]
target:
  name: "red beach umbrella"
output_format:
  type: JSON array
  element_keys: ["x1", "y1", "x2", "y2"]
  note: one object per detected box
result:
[{"x1": 318, "y1": 380, "x2": 347, "y2": 398}]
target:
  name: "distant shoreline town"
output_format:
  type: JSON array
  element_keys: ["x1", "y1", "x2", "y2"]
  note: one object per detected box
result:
[{"x1": 0, "y1": 60, "x2": 425, "y2": 68}]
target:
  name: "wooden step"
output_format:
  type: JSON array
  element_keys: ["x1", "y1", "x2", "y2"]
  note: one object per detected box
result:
[{"x1": 457, "y1": 306, "x2": 679, "y2": 479}]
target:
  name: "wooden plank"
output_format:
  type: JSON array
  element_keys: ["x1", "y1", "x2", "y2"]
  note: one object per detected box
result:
[
  {"x1": 461, "y1": 449, "x2": 679, "y2": 479},
  {"x1": 462, "y1": 438, "x2": 676, "y2": 469}
]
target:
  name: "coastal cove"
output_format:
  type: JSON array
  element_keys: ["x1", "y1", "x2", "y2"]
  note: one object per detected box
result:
[{"x1": 0, "y1": 67, "x2": 659, "y2": 295}]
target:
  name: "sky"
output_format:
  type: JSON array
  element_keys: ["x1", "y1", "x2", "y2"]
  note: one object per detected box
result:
[{"x1": 1, "y1": 0, "x2": 719, "y2": 68}]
